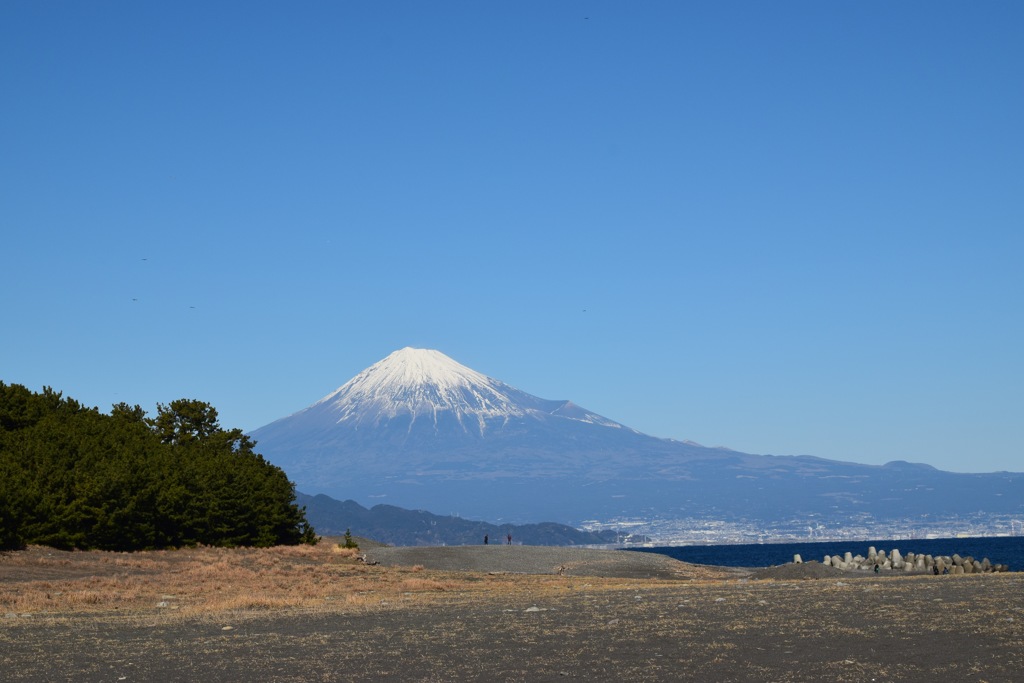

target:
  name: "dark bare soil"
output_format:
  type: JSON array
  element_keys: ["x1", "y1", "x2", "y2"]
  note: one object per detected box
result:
[{"x1": 3, "y1": 545, "x2": 1022, "y2": 682}]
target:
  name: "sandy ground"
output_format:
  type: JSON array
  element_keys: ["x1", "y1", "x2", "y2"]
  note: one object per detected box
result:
[
  {"x1": 364, "y1": 544, "x2": 749, "y2": 580},
  {"x1": 3, "y1": 544, "x2": 1023, "y2": 682}
]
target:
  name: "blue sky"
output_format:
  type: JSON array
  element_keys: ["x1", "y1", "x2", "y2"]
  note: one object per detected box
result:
[{"x1": 3, "y1": 2, "x2": 1021, "y2": 473}]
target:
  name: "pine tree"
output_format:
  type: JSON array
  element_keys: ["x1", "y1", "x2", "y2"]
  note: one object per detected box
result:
[{"x1": 0, "y1": 384, "x2": 317, "y2": 550}]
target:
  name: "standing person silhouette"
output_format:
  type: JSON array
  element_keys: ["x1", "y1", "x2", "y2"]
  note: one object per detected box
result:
[
  {"x1": 507, "y1": 533, "x2": 512, "y2": 545},
  {"x1": 484, "y1": 534, "x2": 488, "y2": 545}
]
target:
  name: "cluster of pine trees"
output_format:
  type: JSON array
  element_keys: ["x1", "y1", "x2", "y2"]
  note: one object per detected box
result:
[{"x1": 0, "y1": 382, "x2": 316, "y2": 551}]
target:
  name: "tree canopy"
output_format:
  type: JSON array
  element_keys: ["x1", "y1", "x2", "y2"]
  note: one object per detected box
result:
[{"x1": 0, "y1": 382, "x2": 316, "y2": 551}]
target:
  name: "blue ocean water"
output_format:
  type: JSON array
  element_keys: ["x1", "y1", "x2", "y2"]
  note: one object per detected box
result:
[{"x1": 627, "y1": 536, "x2": 1024, "y2": 570}]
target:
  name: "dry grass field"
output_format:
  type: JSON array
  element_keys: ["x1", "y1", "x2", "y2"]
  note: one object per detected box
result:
[
  {"x1": 2, "y1": 542, "x2": 451, "y2": 619},
  {"x1": 0, "y1": 541, "x2": 727, "y2": 621},
  {"x1": 3, "y1": 541, "x2": 1023, "y2": 681}
]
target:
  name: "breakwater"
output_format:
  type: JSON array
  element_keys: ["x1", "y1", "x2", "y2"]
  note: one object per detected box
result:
[
  {"x1": 802, "y1": 546, "x2": 1009, "y2": 574},
  {"x1": 629, "y1": 536, "x2": 1023, "y2": 570}
]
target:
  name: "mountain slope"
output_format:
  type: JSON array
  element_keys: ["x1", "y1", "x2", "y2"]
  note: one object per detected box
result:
[
  {"x1": 250, "y1": 347, "x2": 714, "y2": 487},
  {"x1": 252, "y1": 348, "x2": 1024, "y2": 527}
]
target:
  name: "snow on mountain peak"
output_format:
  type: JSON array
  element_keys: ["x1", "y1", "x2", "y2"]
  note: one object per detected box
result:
[{"x1": 314, "y1": 347, "x2": 529, "y2": 431}]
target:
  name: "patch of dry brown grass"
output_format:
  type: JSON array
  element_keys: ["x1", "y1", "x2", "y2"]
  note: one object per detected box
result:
[
  {"x1": 1, "y1": 544, "x2": 367, "y2": 618},
  {"x1": 2, "y1": 544, "x2": 668, "y2": 623},
  {"x1": 397, "y1": 577, "x2": 455, "y2": 592}
]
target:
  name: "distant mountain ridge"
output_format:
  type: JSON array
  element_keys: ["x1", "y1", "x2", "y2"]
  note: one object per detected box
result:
[
  {"x1": 252, "y1": 348, "x2": 1024, "y2": 528},
  {"x1": 296, "y1": 492, "x2": 620, "y2": 547}
]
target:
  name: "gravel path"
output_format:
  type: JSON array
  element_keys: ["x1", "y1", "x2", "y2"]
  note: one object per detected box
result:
[{"x1": 364, "y1": 545, "x2": 747, "y2": 580}]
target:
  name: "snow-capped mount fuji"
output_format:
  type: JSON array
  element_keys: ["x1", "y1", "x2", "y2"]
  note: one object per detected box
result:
[
  {"x1": 250, "y1": 347, "x2": 721, "y2": 519},
  {"x1": 250, "y1": 348, "x2": 1024, "y2": 527},
  {"x1": 309, "y1": 347, "x2": 624, "y2": 434}
]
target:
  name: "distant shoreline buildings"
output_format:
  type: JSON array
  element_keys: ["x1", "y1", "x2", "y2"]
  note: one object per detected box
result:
[{"x1": 580, "y1": 513, "x2": 1024, "y2": 546}]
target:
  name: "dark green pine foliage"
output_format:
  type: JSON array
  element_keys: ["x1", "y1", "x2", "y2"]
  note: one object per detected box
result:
[{"x1": 0, "y1": 383, "x2": 315, "y2": 551}]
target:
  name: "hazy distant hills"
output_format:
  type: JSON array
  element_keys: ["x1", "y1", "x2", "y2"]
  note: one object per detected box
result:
[
  {"x1": 252, "y1": 348, "x2": 1024, "y2": 527},
  {"x1": 296, "y1": 492, "x2": 620, "y2": 547}
]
